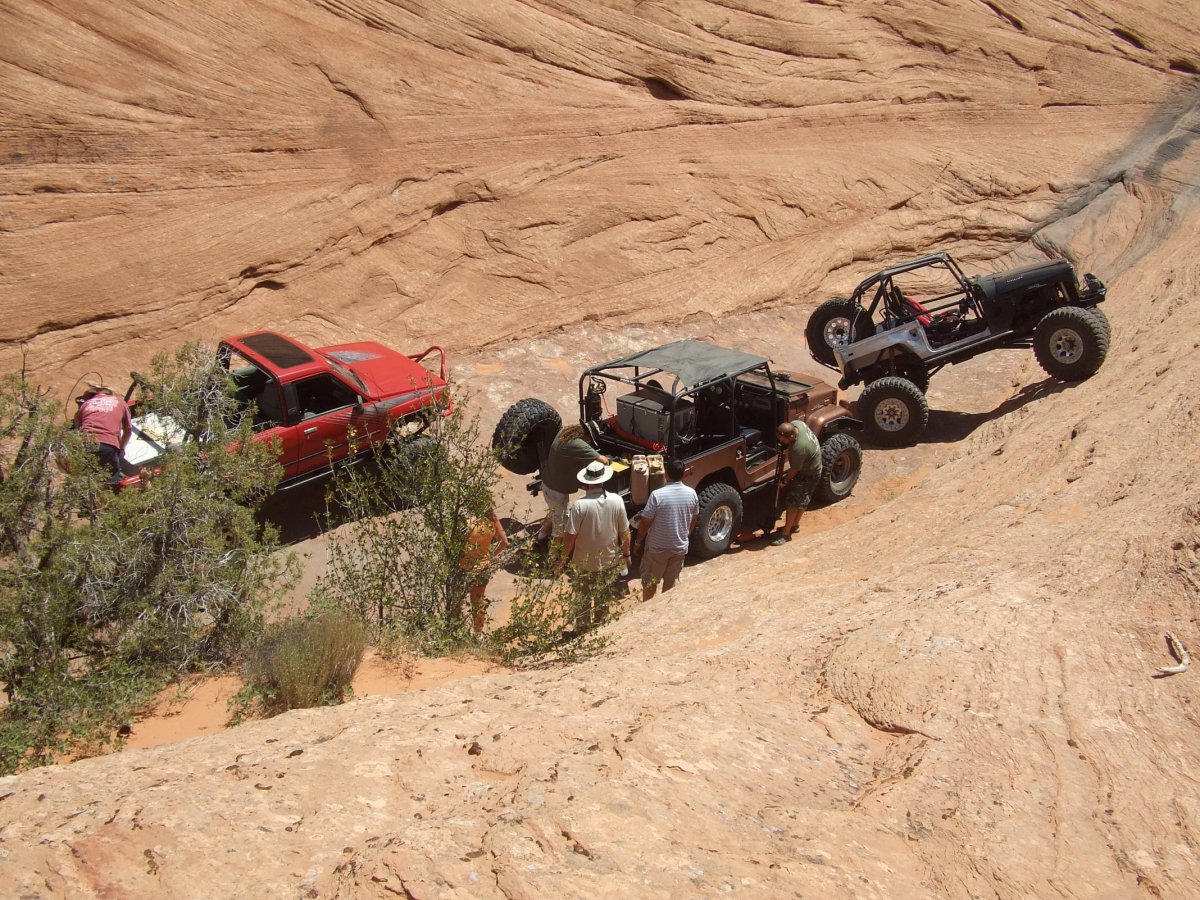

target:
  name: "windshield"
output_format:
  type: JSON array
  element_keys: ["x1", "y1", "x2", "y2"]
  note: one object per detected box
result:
[{"x1": 321, "y1": 353, "x2": 368, "y2": 395}]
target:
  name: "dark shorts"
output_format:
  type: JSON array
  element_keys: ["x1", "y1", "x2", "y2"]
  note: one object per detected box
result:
[{"x1": 782, "y1": 468, "x2": 821, "y2": 509}]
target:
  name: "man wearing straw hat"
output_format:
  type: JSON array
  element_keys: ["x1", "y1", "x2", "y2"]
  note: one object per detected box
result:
[{"x1": 559, "y1": 460, "x2": 631, "y2": 629}]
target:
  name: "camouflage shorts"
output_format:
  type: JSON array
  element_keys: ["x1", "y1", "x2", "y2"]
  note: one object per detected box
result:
[{"x1": 782, "y1": 468, "x2": 821, "y2": 509}]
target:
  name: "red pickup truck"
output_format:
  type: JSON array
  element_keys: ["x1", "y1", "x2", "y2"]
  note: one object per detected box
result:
[{"x1": 120, "y1": 331, "x2": 450, "y2": 490}]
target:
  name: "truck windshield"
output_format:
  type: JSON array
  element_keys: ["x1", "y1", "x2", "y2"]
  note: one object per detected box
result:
[{"x1": 323, "y1": 354, "x2": 369, "y2": 396}]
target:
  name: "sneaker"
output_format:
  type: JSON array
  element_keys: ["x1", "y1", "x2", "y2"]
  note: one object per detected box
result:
[{"x1": 769, "y1": 532, "x2": 791, "y2": 547}]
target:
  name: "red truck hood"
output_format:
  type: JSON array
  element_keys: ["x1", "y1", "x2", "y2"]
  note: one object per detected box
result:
[{"x1": 319, "y1": 341, "x2": 447, "y2": 399}]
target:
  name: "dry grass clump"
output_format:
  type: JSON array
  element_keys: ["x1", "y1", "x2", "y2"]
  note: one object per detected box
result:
[{"x1": 244, "y1": 613, "x2": 366, "y2": 712}]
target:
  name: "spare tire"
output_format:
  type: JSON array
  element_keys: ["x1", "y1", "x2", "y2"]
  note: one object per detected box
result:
[
  {"x1": 805, "y1": 299, "x2": 877, "y2": 367},
  {"x1": 492, "y1": 398, "x2": 562, "y2": 475}
]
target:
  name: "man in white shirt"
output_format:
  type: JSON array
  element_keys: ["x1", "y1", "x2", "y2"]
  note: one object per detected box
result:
[{"x1": 560, "y1": 461, "x2": 631, "y2": 629}]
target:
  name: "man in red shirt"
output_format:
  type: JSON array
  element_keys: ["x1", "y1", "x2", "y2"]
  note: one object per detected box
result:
[{"x1": 74, "y1": 386, "x2": 133, "y2": 483}]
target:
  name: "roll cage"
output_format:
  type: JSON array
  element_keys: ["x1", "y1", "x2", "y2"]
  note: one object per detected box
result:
[
  {"x1": 578, "y1": 340, "x2": 782, "y2": 460},
  {"x1": 851, "y1": 252, "x2": 982, "y2": 328}
]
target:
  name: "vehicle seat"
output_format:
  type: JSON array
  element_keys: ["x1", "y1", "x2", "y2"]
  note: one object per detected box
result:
[
  {"x1": 901, "y1": 295, "x2": 933, "y2": 325},
  {"x1": 255, "y1": 387, "x2": 282, "y2": 427}
]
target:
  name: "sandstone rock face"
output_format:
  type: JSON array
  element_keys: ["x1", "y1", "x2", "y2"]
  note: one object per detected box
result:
[{"x1": 3, "y1": 2, "x2": 1200, "y2": 897}]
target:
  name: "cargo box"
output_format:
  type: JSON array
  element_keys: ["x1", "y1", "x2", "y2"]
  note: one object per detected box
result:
[{"x1": 616, "y1": 387, "x2": 695, "y2": 445}]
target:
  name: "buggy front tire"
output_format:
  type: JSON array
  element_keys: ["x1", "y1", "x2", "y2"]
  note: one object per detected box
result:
[
  {"x1": 691, "y1": 483, "x2": 742, "y2": 560},
  {"x1": 1033, "y1": 306, "x2": 1109, "y2": 381},
  {"x1": 805, "y1": 299, "x2": 876, "y2": 368},
  {"x1": 1083, "y1": 305, "x2": 1111, "y2": 342},
  {"x1": 492, "y1": 398, "x2": 561, "y2": 475},
  {"x1": 859, "y1": 377, "x2": 929, "y2": 447},
  {"x1": 815, "y1": 432, "x2": 862, "y2": 504}
]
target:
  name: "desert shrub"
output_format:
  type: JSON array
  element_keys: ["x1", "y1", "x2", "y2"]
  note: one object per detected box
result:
[
  {"x1": 0, "y1": 346, "x2": 292, "y2": 772},
  {"x1": 312, "y1": 394, "x2": 504, "y2": 654},
  {"x1": 313, "y1": 391, "x2": 619, "y2": 664},
  {"x1": 494, "y1": 553, "x2": 613, "y2": 665},
  {"x1": 241, "y1": 612, "x2": 366, "y2": 713}
]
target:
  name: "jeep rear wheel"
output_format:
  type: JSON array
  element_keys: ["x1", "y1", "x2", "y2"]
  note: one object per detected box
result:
[
  {"x1": 815, "y1": 432, "x2": 862, "y2": 504},
  {"x1": 806, "y1": 299, "x2": 877, "y2": 367},
  {"x1": 492, "y1": 398, "x2": 562, "y2": 475},
  {"x1": 859, "y1": 376, "x2": 929, "y2": 446},
  {"x1": 692, "y1": 483, "x2": 742, "y2": 560},
  {"x1": 1033, "y1": 306, "x2": 1109, "y2": 381}
]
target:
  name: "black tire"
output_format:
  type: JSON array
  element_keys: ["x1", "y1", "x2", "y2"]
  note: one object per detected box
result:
[
  {"x1": 805, "y1": 299, "x2": 877, "y2": 368},
  {"x1": 1033, "y1": 306, "x2": 1109, "y2": 381},
  {"x1": 381, "y1": 436, "x2": 445, "y2": 509},
  {"x1": 815, "y1": 432, "x2": 862, "y2": 505},
  {"x1": 1083, "y1": 306, "x2": 1111, "y2": 342},
  {"x1": 895, "y1": 363, "x2": 930, "y2": 395},
  {"x1": 691, "y1": 483, "x2": 742, "y2": 560},
  {"x1": 868, "y1": 361, "x2": 930, "y2": 394},
  {"x1": 491, "y1": 398, "x2": 562, "y2": 475},
  {"x1": 859, "y1": 376, "x2": 929, "y2": 447}
]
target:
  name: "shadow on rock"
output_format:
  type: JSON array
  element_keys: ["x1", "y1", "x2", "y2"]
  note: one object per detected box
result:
[{"x1": 859, "y1": 378, "x2": 1071, "y2": 450}]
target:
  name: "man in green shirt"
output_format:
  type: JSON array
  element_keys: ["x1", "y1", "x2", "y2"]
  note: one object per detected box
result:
[
  {"x1": 536, "y1": 424, "x2": 610, "y2": 544},
  {"x1": 770, "y1": 420, "x2": 823, "y2": 546}
]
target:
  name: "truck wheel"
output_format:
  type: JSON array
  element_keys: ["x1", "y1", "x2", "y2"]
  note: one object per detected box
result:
[
  {"x1": 815, "y1": 432, "x2": 862, "y2": 504},
  {"x1": 492, "y1": 398, "x2": 561, "y2": 475},
  {"x1": 691, "y1": 483, "x2": 742, "y2": 560},
  {"x1": 805, "y1": 299, "x2": 876, "y2": 367},
  {"x1": 1033, "y1": 306, "x2": 1109, "y2": 381},
  {"x1": 859, "y1": 376, "x2": 929, "y2": 446},
  {"x1": 1083, "y1": 306, "x2": 1111, "y2": 341},
  {"x1": 384, "y1": 436, "x2": 445, "y2": 508}
]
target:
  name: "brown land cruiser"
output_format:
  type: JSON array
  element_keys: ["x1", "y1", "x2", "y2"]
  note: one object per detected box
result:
[{"x1": 493, "y1": 340, "x2": 863, "y2": 558}]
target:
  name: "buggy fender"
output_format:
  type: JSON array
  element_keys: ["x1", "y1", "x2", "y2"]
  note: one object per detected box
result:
[{"x1": 835, "y1": 321, "x2": 936, "y2": 373}]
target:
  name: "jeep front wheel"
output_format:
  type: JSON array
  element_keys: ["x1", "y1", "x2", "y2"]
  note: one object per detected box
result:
[
  {"x1": 492, "y1": 398, "x2": 562, "y2": 475},
  {"x1": 815, "y1": 432, "x2": 862, "y2": 504},
  {"x1": 859, "y1": 376, "x2": 929, "y2": 446},
  {"x1": 1033, "y1": 306, "x2": 1109, "y2": 381},
  {"x1": 691, "y1": 483, "x2": 742, "y2": 560},
  {"x1": 805, "y1": 299, "x2": 876, "y2": 367}
]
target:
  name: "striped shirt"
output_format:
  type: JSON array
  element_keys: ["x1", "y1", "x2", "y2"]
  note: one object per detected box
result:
[{"x1": 640, "y1": 480, "x2": 699, "y2": 555}]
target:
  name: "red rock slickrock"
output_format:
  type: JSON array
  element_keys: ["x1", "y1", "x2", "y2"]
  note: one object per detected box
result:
[{"x1": 2, "y1": 2, "x2": 1200, "y2": 897}]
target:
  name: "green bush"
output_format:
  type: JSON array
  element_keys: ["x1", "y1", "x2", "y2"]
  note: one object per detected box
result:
[
  {"x1": 312, "y1": 394, "x2": 504, "y2": 653},
  {"x1": 0, "y1": 346, "x2": 292, "y2": 772},
  {"x1": 313, "y1": 391, "x2": 617, "y2": 665},
  {"x1": 243, "y1": 613, "x2": 366, "y2": 712}
]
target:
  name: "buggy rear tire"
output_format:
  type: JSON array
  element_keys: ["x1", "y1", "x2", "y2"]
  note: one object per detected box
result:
[
  {"x1": 691, "y1": 483, "x2": 742, "y2": 560},
  {"x1": 1033, "y1": 306, "x2": 1109, "y2": 381},
  {"x1": 859, "y1": 376, "x2": 929, "y2": 447},
  {"x1": 492, "y1": 398, "x2": 561, "y2": 475},
  {"x1": 815, "y1": 432, "x2": 862, "y2": 505},
  {"x1": 806, "y1": 299, "x2": 877, "y2": 368}
]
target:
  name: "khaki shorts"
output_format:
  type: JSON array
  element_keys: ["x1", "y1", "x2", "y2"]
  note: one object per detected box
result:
[
  {"x1": 543, "y1": 486, "x2": 570, "y2": 536},
  {"x1": 639, "y1": 547, "x2": 685, "y2": 589}
]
